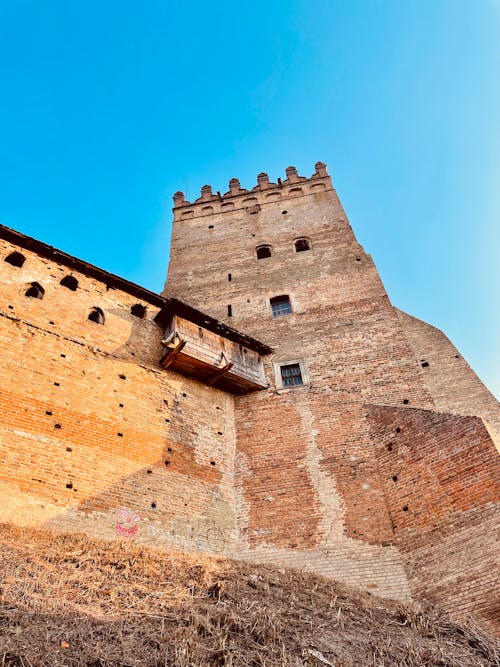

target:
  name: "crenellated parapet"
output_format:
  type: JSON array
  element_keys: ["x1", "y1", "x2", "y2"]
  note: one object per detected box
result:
[{"x1": 172, "y1": 162, "x2": 332, "y2": 221}]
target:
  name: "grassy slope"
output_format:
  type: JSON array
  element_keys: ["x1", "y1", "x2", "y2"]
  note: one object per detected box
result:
[{"x1": 0, "y1": 524, "x2": 498, "y2": 666}]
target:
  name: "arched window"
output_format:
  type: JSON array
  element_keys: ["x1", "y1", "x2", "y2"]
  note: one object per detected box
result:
[
  {"x1": 88, "y1": 307, "x2": 104, "y2": 324},
  {"x1": 256, "y1": 245, "x2": 272, "y2": 259},
  {"x1": 5, "y1": 251, "x2": 25, "y2": 268},
  {"x1": 60, "y1": 275, "x2": 78, "y2": 291},
  {"x1": 295, "y1": 238, "x2": 310, "y2": 252},
  {"x1": 131, "y1": 303, "x2": 146, "y2": 319},
  {"x1": 25, "y1": 282, "x2": 44, "y2": 299},
  {"x1": 270, "y1": 295, "x2": 292, "y2": 316}
]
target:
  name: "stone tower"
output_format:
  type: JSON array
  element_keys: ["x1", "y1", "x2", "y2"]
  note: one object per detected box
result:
[{"x1": 165, "y1": 163, "x2": 499, "y2": 631}]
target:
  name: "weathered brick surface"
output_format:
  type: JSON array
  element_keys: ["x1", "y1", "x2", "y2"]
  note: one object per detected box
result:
[
  {"x1": 367, "y1": 404, "x2": 500, "y2": 634},
  {"x1": 0, "y1": 239, "x2": 237, "y2": 553},
  {"x1": 166, "y1": 165, "x2": 500, "y2": 627},
  {"x1": 397, "y1": 308, "x2": 500, "y2": 446},
  {"x1": 0, "y1": 163, "x2": 499, "y2": 634}
]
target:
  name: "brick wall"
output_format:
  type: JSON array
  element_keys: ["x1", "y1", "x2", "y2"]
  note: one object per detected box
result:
[
  {"x1": 1, "y1": 162, "x2": 498, "y2": 634},
  {"x1": 0, "y1": 238, "x2": 237, "y2": 553},
  {"x1": 165, "y1": 165, "x2": 500, "y2": 626},
  {"x1": 367, "y1": 404, "x2": 500, "y2": 634},
  {"x1": 397, "y1": 308, "x2": 500, "y2": 447},
  {"x1": 234, "y1": 394, "x2": 411, "y2": 601},
  {"x1": 165, "y1": 168, "x2": 434, "y2": 599}
]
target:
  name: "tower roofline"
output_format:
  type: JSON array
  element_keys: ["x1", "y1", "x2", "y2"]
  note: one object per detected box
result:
[{"x1": 172, "y1": 162, "x2": 332, "y2": 220}]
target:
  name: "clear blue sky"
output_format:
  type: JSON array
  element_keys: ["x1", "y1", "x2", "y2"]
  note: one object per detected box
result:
[{"x1": 0, "y1": 0, "x2": 499, "y2": 397}]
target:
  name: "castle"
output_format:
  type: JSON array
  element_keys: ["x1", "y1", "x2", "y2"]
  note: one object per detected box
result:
[{"x1": 0, "y1": 163, "x2": 498, "y2": 634}]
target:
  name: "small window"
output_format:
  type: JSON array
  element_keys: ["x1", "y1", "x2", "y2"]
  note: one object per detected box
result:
[
  {"x1": 295, "y1": 238, "x2": 310, "y2": 252},
  {"x1": 256, "y1": 245, "x2": 272, "y2": 259},
  {"x1": 25, "y1": 282, "x2": 44, "y2": 299},
  {"x1": 270, "y1": 295, "x2": 292, "y2": 317},
  {"x1": 280, "y1": 363, "x2": 303, "y2": 387},
  {"x1": 131, "y1": 303, "x2": 146, "y2": 319},
  {"x1": 5, "y1": 251, "x2": 25, "y2": 268},
  {"x1": 60, "y1": 275, "x2": 78, "y2": 291},
  {"x1": 227, "y1": 304, "x2": 232, "y2": 317},
  {"x1": 88, "y1": 307, "x2": 105, "y2": 324},
  {"x1": 274, "y1": 359, "x2": 309, "y2": 391}
]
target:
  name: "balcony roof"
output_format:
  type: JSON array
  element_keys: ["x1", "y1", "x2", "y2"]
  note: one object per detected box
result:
[{"x1": 154, "y1": 298, "x2": 273, "y2": 356}]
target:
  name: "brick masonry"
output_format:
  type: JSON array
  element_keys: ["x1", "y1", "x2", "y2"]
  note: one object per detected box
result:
[
  {"x1": 0, "y1": 238, "x2": 237, "y2": 553},
  {"x1": 166, "y1": 164, "x2": 499, "y2": 634},
  {"x1": 0, "y1": 162, "x2": 498, "y2": 635}
]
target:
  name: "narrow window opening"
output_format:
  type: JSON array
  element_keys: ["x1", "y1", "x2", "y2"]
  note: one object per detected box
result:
[
  {"x1": 270, "y1": 295, "x2": 292, "y2": 316},
  {"x1": 88, "y1": 307, "x2": 104, "y2": 324},
  {"x1": 256, "y1": 245, "x2": 272, "y2": 259},
  {"x1": 228, "y1": 273, "x2": 232, "y2": 282},
  {"x1": 295, "y1": 238, "x2": 310, "y2": 252},
  {"x1": 227, "y1": 304, "x2": 232, "y2": 317},
  {"x1": 280, "y1": 363, "x2": 303, "y2": 387},
  {"x1": 5, "y1": 252, "x2": 25, "y2": 268},
  {"x1": 60, "y1": 275, "x2": 78, "y2": 291},
  {"x1": 131, "y1": 303, "x2": 147, "y2": 319},
  {"x1": 25, "y1": 282, "x2": 44, "y2": 299}
]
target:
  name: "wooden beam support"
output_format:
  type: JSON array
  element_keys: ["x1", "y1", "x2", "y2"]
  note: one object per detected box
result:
[
  {"x1": 207, "y1": 362, "x2": 233, "y2": 386},
  {"x1": 160, "y1": 336, "x2": 186, "y2": 369}
]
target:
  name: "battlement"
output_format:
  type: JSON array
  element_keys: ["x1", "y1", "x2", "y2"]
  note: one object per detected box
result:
[{"x1": 172, "y1": 162, "x2": 333, "y2": 221}]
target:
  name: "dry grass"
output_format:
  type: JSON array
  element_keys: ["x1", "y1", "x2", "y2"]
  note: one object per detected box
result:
[{"x1": 0, "y1": 524, "x2": 498, "y2": 666}]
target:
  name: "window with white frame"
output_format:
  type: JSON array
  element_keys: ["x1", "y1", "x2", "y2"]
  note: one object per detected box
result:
[{"x1": 273, "y1": 359, "x2": 309, "y2": 391}]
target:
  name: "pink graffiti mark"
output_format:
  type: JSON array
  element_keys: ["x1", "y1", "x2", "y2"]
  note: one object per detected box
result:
[{"x1": 115, "y1": 508, "x2": 141, "y2": 539}]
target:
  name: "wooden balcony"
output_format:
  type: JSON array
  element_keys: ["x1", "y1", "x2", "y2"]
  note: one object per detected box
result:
[{"x1": 155, "y1": 300, "x2": 272, "y2": 394}]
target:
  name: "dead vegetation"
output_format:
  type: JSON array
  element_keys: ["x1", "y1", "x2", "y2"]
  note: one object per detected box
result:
[{"x1": 0, "y1": 524, "x2": 498, "y2": 666}]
